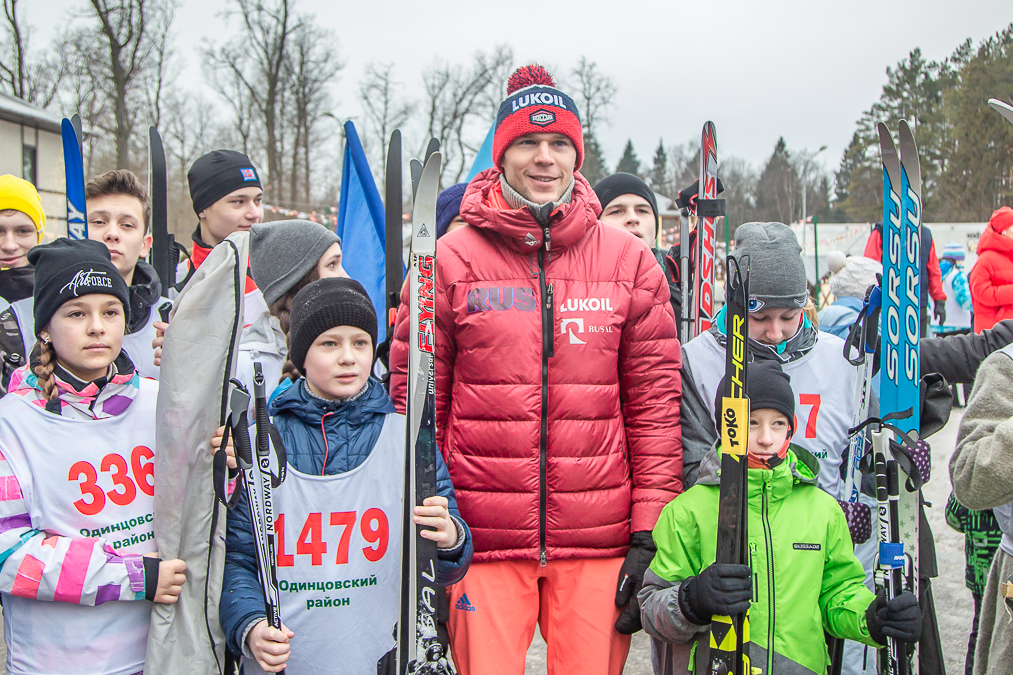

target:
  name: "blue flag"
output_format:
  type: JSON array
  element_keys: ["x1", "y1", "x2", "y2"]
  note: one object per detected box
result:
[
  {"x1": 337, "y1": 121, "x2": 386, "y2": 338},
  {"x1": 466, "y1": 122, "x2": 496, "y2": 182}
]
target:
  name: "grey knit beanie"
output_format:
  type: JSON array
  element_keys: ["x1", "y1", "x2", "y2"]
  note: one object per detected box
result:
[
  {"x1": 733, "y1": 222, "x2": 807, "y2": 311},
  {"x1": 828, "y1": 254, "x2": 880, "y2": 300},
  {"x1": 249, "y1": 220, "x2": 341, "y2": 307}
]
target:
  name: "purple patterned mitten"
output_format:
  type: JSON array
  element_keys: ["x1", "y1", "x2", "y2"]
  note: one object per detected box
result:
[{"x1": 837, "y1": 499, "x2": 872, "y2": 544}]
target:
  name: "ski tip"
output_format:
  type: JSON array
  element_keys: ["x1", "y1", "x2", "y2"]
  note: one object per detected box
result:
[{"x1": 989, "y1": 98, "x2": 1013, "y2": 124}]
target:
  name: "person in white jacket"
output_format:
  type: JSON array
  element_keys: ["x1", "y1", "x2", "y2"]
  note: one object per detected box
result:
[{"x1": 0, "y1": 238, "x2": 188, "y2": 675}]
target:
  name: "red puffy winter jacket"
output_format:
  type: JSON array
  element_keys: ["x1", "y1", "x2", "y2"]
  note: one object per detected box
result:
[
  {"x1": 389, "y1": 169, "x2": 683, "y2": 563},
  {"x1": 970, "y1": 211, "x2": 1013, "y2": 332}
]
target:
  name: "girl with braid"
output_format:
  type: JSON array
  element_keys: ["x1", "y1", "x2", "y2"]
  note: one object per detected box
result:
[{"x1": 0, "y1": 239, "x2": 208, "y2": 675}]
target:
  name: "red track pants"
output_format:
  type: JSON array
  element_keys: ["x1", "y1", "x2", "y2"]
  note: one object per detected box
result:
[{"x1": 446, "y1": 557, "x2": 631, "y2": 675}]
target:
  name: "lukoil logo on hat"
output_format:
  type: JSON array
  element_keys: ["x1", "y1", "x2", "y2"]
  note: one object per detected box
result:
[
  {"x1": 241, "y1": 168, "x2": 257, "y2": 181},
  {"x1": 529, "y1": 109, "x2": 555, "y2": 127}
]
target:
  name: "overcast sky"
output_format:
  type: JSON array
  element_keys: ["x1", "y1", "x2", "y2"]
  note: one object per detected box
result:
[{"x1": 29, "y1": 0, "x2": 1013, "y2": 177}]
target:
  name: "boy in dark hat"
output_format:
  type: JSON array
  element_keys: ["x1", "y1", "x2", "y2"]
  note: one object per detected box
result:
[
  {"x1": 642, "y1": 360, "x2": 920, "y2": 674},
  {"x1": 219, "y1": 277, "x2": 472, "y2": 674},
  {"x1": 168, "y1": 150, "x2": 267, "y2": 333}
]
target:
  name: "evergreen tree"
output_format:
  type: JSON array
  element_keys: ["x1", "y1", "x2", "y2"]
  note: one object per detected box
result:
[
  {"x1": 937, "y1": 25, "x2": 1013, "y2": 219},
  {"x1": 754, "y1": 138, "x2": 799, "y2": 224},
  {"x1": 615, "y1": 139, "x2": 641, "y2": 176},
  {"x1": 580, "y1": 131, "x2": 608, "y2": 186},
  {"x1": 650, "y1": 140, "x2": 668, "y2": 194}
]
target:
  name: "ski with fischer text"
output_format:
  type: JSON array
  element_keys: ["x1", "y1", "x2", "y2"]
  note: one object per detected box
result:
[{"x1": 709, "y1": 252, "x2": 751, "y2": 675}]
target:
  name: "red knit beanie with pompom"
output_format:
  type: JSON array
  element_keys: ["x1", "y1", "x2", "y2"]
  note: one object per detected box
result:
[{"x1": 492, "y1": 65, "x2": 584, "y2": 171}]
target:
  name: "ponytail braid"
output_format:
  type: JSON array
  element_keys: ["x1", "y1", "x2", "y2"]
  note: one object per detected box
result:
[{"x1": 32, "y1": 339, "x2": 58, "y2": 401}]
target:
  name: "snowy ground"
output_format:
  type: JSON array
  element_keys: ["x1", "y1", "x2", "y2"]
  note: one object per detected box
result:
[
  {"x1": 0, "y1": 410, "x2": 977, "y2": 674},
  {"x1": 525, "y1": 408, "x2": 976, "y2": 674}
]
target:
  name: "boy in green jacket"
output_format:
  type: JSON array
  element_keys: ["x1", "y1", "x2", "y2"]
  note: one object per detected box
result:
[{"x1": 639, "y1": 360, "x2": 921, "y2": 674}]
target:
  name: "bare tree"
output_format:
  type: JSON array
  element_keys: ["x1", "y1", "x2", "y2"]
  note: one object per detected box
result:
[
  {"x1": 140, "y1": 0, "x2": 178, "y2": 131},
  {"x1": 206, "y1": 0, "x2": 299, "y2": 197},
  {"x1": 59, "y1": 27, "x2": 111, "y2": 174},
  {"x1": 359, "y1": 62, "x2": 413, "y2": 183},
  {"x1": 420, "y1": 45, "x2": 512, "y2": 183},
  {"x1": 0, "y1": 0, "x2": 63, "y2": 107},
  {"x1": 85, "y1": 0, "x2": 175, "y2": 170},
  {"x1": 568, "y1": 57, "x2": 616, "y2": 136},
  {"x1": 162, "y1": 90, "x2": 217, "y2": 236},
  {"x1": 284, "y1": 21, "x2": 341, "y2": 206}
]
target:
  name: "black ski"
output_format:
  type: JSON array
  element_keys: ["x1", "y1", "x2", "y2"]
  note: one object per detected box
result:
[
  {"x1": 386, "y1": 130, "x2": 404, "y2": 339},
  {"x1": 148, "y1": 126, "x2": 177, "y2": 293},
  {"x1": 709, "y1": 253, "x2": 751, "y2": 675}
]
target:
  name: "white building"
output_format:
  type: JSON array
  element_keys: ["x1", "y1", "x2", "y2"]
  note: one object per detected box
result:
[{"x1": 0, "y1": 92, "x2": 66, "y2": 238}]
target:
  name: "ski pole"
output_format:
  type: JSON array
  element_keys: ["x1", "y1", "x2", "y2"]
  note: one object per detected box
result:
[
  {"x1": 679, "y1": 206, "x2": 691, "y2": 344},
  {"x1": 252, "y1": 363, "x2": 284, "y2": 643},
  {"x1": 842, "y1": 284, "x2": 882, "y2": 503},
  {"x1": 874, "y1": 433, "x2": 908, "y2": 675}
]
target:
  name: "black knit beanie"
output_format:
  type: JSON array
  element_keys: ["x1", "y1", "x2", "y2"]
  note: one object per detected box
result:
[
  {"x1": 593, "y1": 173, "x2": 659, "y2": 231},
  {"x1": 289, "y1": 277, "x2": 377, "y2": 373},
  {"x1": 714, "y1": 360, "x2": 796, "y2": 437},
  {"x1": 187, "y1": 150, "x2": 262, "y2": 215},
  {"x1": 28, "y1": 238, "x2": 130, "y2": 336}
]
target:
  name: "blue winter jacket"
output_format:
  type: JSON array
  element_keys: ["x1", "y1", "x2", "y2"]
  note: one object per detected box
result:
[
  {"x1": 818, "y1": 296, "x2": 864, "y2": 339},
  {"x1": 220, "y1": 378, "x2": 473, "y2": 656}
]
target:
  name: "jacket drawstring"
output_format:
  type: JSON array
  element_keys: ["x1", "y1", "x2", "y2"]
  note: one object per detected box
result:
[{"x1": 319, "y1": 410, "x2": 336, "y2": 475}]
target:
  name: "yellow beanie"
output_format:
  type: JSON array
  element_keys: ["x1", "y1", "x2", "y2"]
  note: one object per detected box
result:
[{"x1": 0, "y1": 174, "x2": 45, "y2": 243}]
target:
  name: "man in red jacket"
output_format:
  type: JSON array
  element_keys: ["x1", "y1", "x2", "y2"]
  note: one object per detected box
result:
[{"x1": 390, "y1": 65, "x2": 683, "y2": 675}]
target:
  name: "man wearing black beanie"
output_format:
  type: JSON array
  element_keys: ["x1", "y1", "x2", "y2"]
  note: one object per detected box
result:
[
  {"x1": 594, "y1": 173, "x2": 660, "y2": 245},
  {"x1": 172, "y1": 149, "x2": 268, "y2": 328},
  {"x1": 594, "y1": 173, "x2": 682, "y2": 333}
]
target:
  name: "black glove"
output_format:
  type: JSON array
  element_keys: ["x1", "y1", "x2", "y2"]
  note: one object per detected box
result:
[
  {"x1": 933, "y1": 301, "x2": 946, "y2": 325},
  {"x1": 675, "y1": 177, "x2": 726, "y2": 210},
  {"x1": 614, "y1": 531, "x2": 656, "y2": 634},
  {"x1": 866, "y1": 590, "x2": 921, "y2": 645},
  {"x1": 678, "y1": 563, "x2": 751, "y2": 625}
]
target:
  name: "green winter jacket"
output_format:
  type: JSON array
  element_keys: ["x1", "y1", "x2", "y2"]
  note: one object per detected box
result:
[{"x1": 639, "y1": 445, "x2": 878, "y2": 675}]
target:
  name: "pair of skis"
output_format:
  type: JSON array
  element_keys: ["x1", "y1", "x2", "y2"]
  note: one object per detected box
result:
[
  {"x1": 223, "y1": 362, "x2": 288, "y2": 672},
  {"x1": 876, "y1": 120, "x2": 922, "y2": 675},
  {"x1": 678, "y1": 122, "x2": 725, "y2": 345},
  {"x1": 709, "y1": 253, "x2": 751, "y2": 675},
  {"x1": 385, "y1": 134, "x2": 454, "y2": 675}
]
